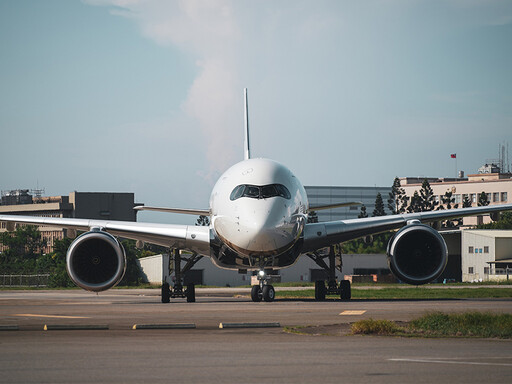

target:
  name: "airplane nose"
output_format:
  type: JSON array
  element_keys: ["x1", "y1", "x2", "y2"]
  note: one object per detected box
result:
[{"x1": 214, "y1": 200, "x2": 299, "y2": 255}]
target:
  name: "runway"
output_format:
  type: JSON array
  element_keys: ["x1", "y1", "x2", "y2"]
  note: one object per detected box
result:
[{"x1": 1, "y1": 289, "x2": 511, "y2": 383}]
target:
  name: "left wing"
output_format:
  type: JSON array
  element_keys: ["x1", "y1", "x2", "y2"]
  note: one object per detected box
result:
[
  {"x1": 303, "y1": 203, "x2": 512, "y2": 252},
  {"x1": 0, "y1": 215, "x2": 210, "y2": 255}
]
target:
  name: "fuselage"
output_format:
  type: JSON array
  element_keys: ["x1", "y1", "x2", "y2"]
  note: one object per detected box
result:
[{"x1": 209, "y1": 158, "x2": 308, "y2": 270}]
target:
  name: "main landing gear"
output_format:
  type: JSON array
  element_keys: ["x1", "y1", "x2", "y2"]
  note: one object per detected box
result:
[
  {"x1": 251, "y1": 270, "x2": 276, "y2": 302},
  {"x1": 308, "y1": 245, "x2": 351, "y2": 301},
  {"x1": 161, "y1": 248, "x2": 202, "y2": 303}
]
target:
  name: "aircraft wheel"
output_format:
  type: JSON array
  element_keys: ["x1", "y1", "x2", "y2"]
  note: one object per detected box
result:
[
  {"x1": 186, "y1": 283, "x2": 196, "y2": 303},
  {"x1": 315, "y1": 280, "x2": 326, "y2": 301},
  {"x1": 262, "y1": 285, "x2": 275, "y2": 302},
  {"x1": 251, "y1": 285, "x2": 262, "y2": 302},
  {"x1": 161, "y1": 282, "x2": 170, "y2": 303},
  {"x1": 340, "y1": 280, "x2": 351, "y2": 300}
]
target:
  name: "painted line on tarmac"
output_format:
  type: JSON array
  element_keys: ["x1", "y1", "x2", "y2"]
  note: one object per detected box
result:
[
  {"x1": 219, "y1": 322, "x2": 281, "y2": 329},
  {"x1": 389, "y1": 358, "x2": 512, "y2": 367},
  {"x1": 339, "y1": 310, "x2": 366, "y2": 315},
  {"x1": 44, "y1": 324, "x2": 109, "y2": 331},
  {"x1": 0, "y1": 325, "x2": 19, "y2": 331},
  {"x1": 132, "y1": 323, "x2": 196, "y2": 330},
  {"x1": 13, "y1": 314, "x2": 89, "y2": 319}
]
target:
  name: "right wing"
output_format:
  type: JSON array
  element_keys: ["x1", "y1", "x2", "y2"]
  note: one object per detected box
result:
[
  {"x1": 302, "y1": 203, "x2": 512, "y2": 252},
  {"x1": 0, "y1": 214, "x2": 210, "y2": 255}
]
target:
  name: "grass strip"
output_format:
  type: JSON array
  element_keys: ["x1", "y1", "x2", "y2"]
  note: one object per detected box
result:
[
  {"x1": 276, "y1": 287, "x2": 512, "y2": 300},
  {"x1": 350, "y1": 312, "x2": 512, "y2": 338}
]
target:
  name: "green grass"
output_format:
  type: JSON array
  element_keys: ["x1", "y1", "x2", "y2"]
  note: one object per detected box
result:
[
  {"x1": 409, "y1": 312, "x2": 512, "y2": 338},
  {"x1": 350, "y1": 312, "x2": 512, "y2": 338},
  {"x1": 276, "y1": 287, "x2": 512, "y2": 300},
  {"x1": 351, "y1": 319, "x2": 402, "y2": 335}
]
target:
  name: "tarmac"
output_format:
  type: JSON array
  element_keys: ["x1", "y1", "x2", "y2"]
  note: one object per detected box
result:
[{"x1": 1, "y1": 288, "x2": 511, "y2": 383}]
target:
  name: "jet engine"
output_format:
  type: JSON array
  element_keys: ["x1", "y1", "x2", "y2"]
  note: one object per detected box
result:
[
  {"x1": 387, "y1": 223, "x2": 448, "y2": 285},
  {"x1": 66, "y1": 230, "x2": 126, "y2": 292}
]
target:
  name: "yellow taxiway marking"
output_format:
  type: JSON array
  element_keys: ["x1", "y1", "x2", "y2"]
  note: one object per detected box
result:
[
  {"x1": 339, "y1": 310, "x2": 366, "y2": 315},
  {"x1": 12, "y1": 314, "x2": 89, "y2": 319}
]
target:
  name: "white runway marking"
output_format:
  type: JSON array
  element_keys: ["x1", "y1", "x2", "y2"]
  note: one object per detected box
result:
[
  {"x1": 339, "y1": 310, "x2": 366, "y2": 315},
  {"x1": 12, "y1": 314, "x2": 89, "y2": 319},
  {"x1": 389, "y1": 358, "x2": 512, "y2": 367}
]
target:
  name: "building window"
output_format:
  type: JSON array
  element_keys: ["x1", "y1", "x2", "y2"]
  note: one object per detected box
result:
[
  {"x1": 468, "y1": 267, "x2": 474, "y2": 274},
  {"x1": 484, "y1": 246, "x2": 489, "y2": 253},
  {"x1": 493, "y1": 192, "x2": 500, "y2": 202},
  {"x1": 484, "y1": 267, "x2": 490, "y2": 274},
  {"x1": 454, "y1": 194, "x2": 461, "y2": 204},
  {"x1": 470, "y1": 194, "x2": 476, "y2": 203},
  {"x1": 468, "y1": 246, "x2": 474, "y2": 253},
  {"x1": 502, "y1": 192, "x2": 508, "y2": 202}
]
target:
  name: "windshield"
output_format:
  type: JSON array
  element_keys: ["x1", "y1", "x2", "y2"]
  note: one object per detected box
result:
[{"x1": 230, "y1": 184, "x2": 291, "y2": 201}]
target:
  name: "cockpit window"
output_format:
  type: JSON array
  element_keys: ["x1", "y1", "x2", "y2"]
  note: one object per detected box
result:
[{"x1": 230, "y1": 184, "x2": 291, "y2": 201}]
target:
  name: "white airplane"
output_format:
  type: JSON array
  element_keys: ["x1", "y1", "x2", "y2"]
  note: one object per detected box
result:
[{"x1": 1, "y1": 89, "x2": 512, "y2": 303}]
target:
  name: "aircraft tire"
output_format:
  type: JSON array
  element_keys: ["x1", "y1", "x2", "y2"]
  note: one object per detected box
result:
[
  {"x1": 315, "y1": 280, "x2": 326, "y2": 301},
  {"x1": 186, "y1": 283, "x2": 196, "y2": 303},
  {"x1": 262, "y1": 285, "x2": 275, "y2": 302},
  {"x1": 340, "y1": 280, "x2": 351, "y2": 300},
  {"x1": 251, "y1": 285, "x2": 262, "y2": 302},
  {"x1": 161, "y1": 282, "x2": 170, "y2": 303}
]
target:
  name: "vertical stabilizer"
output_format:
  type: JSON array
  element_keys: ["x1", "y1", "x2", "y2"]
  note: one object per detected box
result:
[{"x1": 244, "y1": 88, "x2": 251, "y2": 160}]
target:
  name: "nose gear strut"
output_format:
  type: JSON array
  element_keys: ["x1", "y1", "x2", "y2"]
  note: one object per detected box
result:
[{"x1": 250, "y1": 270, "x2": 275, "y2": 302}]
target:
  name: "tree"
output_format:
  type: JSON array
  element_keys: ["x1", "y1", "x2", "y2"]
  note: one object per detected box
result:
[
  {"x1": 408, "y1": 191, "x2": 422, "y2": 213},
  {"x1": 307, "y1": 210, "x2": 319, "y2": 223},
  {"x1": 196, "y1": 215, "x2": 210, "y2": 226},
  {"x1": 388, "y1": 177, "x2": 407, "y2": 214},
  {"x1": 477, "y1": 211, "x2": 512, "y2": 229},
  {"x1": 0, "y1": 225, "x2": 46, "y2": 273},
  {"x1": 440, "y1": 191, "x2": 458, "y2": 210},
  {"x1": 358, "y1": 205, "x2": 368, "y2": 218},
  {"x1": 419, "y1": 179, "x2": 438, "y2": 211},
  {"x1": 462, "y1": 195, "x2": 472, "y2": 208},
  {"x1": 478, "y1": 191, "x2": 490, "y2": 206},
  {"x1": 372, "y1": 193, "x2": 386, "y2": 217},
  {"x1": 436, "y1": 191, "x2": 460, "y2": 228}
]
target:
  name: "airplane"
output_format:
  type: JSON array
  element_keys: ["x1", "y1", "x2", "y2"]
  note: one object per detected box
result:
[{"x1": 1, "y1": 88, "x2": 512, "y2": 303}]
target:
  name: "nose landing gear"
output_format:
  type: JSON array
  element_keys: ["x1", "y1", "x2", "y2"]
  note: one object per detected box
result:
[{"x1": 251, "y1": 270, "x2": 276, "y2": 302}]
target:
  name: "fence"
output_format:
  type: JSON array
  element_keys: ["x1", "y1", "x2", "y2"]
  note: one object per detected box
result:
[{"x1": 0, "y1": 273, "x2": 50, "y2": 287}]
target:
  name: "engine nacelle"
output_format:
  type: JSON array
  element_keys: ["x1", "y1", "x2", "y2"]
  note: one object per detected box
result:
[
  {"x1": 387, "y1": 224, "x2": 448, "y2": 285},
  {"x1": 66, "y1": 230, "x2": 126, "y2": 292}
]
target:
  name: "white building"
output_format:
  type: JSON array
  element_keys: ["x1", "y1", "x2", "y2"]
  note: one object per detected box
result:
[{"x1": 462, "y1": 230, "x2": 512, "y2": 282}]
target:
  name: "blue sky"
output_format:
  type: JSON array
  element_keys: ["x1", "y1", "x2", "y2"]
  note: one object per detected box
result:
[{"x1": 1, "y1": 0, "x2": 511, "y2": 224}]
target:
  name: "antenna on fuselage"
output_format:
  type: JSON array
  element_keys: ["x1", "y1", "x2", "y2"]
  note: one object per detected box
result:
[{"x1": 244, "y1": 88, "x2": 251, "y2": 160}]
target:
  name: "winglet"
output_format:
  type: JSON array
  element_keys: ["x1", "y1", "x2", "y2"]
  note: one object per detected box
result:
[{"x1": 244, "y1": 88, "x2": 251, "y2": 160}]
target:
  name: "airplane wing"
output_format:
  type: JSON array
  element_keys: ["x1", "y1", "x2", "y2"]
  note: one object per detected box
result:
[
  {"x1": 134, "y1": 206, "x2": 210, "y2": 215},
  {"x1": 302, "y1": 203, "x2": 512, "y2": 252},
  {"x1": 0, "y1": 215, "x2": 210, "y2": 255}
]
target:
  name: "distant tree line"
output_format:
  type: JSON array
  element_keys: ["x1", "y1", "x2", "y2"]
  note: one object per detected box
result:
[{"x1": 0, "y1": 226, "x2": 163, "y2": 287}]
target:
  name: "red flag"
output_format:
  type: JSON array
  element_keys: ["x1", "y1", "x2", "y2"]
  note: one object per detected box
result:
[{"x1": 450, "y1": 153, "x2": 456, "y2": 158}]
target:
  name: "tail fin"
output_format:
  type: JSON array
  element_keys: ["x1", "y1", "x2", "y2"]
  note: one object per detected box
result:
[{"x1": 244, "y1": 88, "x2": 251, "y2": 160}]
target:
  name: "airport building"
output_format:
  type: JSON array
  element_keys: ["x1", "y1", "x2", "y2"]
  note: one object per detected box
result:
[
  {"x1": 305, "y1": 185, "x2": 392, "y2": 221},
  {"x1": 400, "y1": 164, "x2": 512, "y2": 226},
  {"x1": 0, "y1": 190, "x2": 139, "y2": 253},
  {"x1": 461, "y1": 230, "x2": 512, "y2": 282}
]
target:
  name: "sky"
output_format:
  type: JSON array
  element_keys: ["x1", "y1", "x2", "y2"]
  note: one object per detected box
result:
[{"x1": 1, "y1": 0, "x2": 511, "y2": 224}]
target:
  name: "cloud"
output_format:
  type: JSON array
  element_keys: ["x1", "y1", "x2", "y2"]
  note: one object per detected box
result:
[{"x1": 85, "y1": 0, "x2": 242, "y2": 179}]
